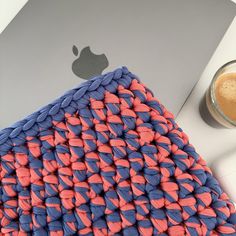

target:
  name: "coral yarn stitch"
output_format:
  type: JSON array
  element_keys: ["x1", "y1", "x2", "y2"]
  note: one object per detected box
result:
[{"x1": 0, "y1": 67, "x2": 235, "y2": 236}]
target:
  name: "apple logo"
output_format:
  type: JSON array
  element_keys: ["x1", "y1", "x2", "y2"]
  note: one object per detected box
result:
[{"x1": 72, "y1": 45, "x2": 109, "y2": 80}]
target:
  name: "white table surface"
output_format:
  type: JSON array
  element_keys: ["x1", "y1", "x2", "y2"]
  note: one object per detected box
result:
[
  {"x1": 0, "y1": 0, "x2": 28, "y2": 34},
  {"x1": 176, "y1": 17, "x2": 236, "y2": 167}
]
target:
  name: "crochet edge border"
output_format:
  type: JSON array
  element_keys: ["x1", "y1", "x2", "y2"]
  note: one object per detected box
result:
[{"x1": 0, "y1": 66, "x2": 137, "y2": 147}]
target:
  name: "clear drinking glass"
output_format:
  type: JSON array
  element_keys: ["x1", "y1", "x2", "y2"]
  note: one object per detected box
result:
[{"x1": 201, "y1": 60, "x2": 236, "y2": 128}]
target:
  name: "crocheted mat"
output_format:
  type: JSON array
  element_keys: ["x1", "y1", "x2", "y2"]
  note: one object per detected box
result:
[{"x1": 0, "y1": 67, "x2": 235, "y2": 236}]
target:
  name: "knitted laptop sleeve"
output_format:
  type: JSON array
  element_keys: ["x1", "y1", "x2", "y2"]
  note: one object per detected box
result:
[{"x1": 0, "y1": 67, "x2": 235, "y2": 236}]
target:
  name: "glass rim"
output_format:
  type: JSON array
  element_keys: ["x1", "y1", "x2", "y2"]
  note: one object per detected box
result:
[{"x1": 210, "y1": 60, "x2": 236, "y2": 127}]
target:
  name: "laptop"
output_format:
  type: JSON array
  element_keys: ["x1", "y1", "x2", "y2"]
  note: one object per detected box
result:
[{"x1": 0, "y1": 0, "x2": 235, "y2": 129}]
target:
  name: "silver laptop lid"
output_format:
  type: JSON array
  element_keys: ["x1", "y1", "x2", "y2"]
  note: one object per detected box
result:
[{"x1": 0, "y1": 0, "x2": 235, "y2": 128}]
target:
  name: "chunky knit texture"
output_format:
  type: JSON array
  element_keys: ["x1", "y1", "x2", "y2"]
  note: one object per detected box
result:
[{"x1": 0, "y1": 67, "x2": 235, "y2": 236}]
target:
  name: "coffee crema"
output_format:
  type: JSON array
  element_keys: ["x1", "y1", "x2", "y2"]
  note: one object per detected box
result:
[{"x1": 214, "y1": 72, "x2": 236, "y2": 122}]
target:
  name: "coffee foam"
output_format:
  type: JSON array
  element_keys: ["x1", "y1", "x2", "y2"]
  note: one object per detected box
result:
[
  {"x1": 215, "y1": 73, "x2": 236, "y2": 121},
  {"x1": 218, "y1": 77, "x2": 236, "y2": 102}
]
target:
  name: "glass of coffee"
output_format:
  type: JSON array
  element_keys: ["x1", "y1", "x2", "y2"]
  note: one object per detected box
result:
[{"x1": 201, "y1": 60, "x2": 236, "y2": 128}]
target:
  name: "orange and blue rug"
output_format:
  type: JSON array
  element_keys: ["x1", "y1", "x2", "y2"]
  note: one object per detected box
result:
[{"x1": 0, "y1": 67, "x2": 235, "y2": 235}]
